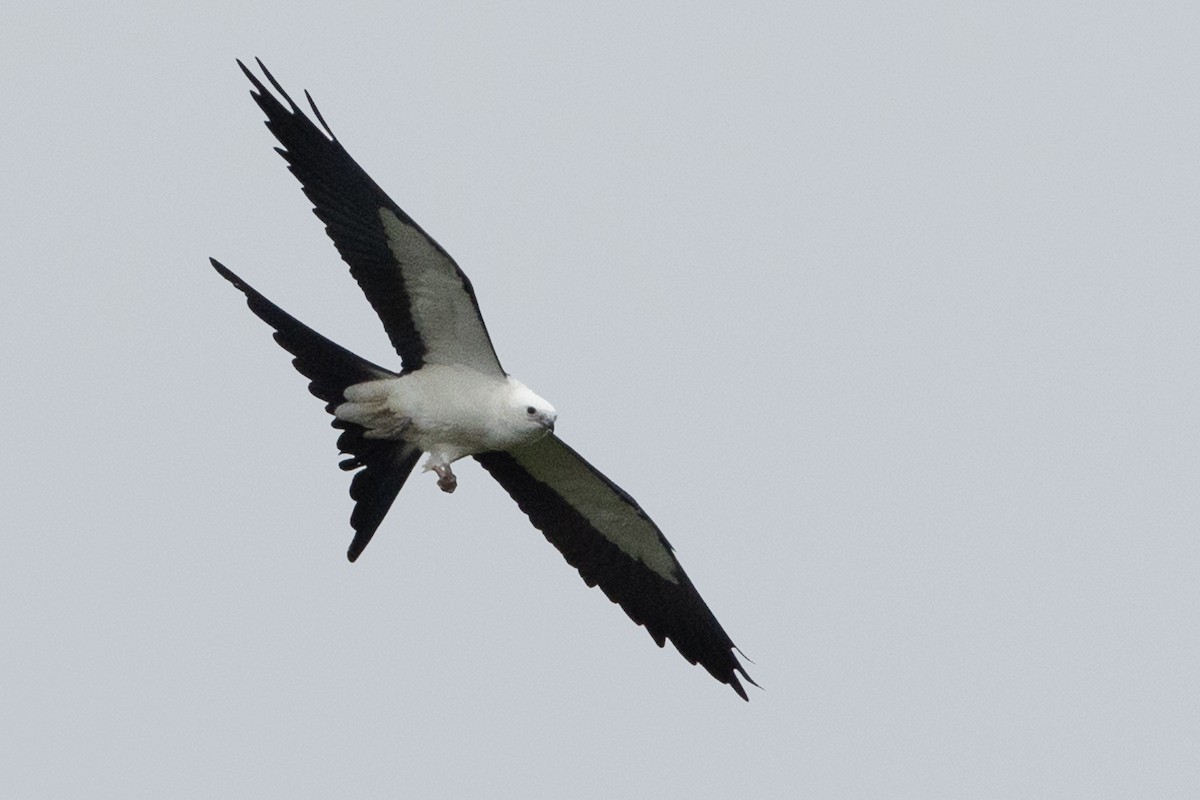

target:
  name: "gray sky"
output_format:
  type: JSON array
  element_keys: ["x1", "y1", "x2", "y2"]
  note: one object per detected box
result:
[{"x1": 4, "y1": 2, "x2": 1199, "y2": 797}]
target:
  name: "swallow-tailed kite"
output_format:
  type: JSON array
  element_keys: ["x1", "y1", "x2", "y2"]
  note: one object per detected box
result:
[{"x1": 212, "y1": 60, "x2": 755, "y2": 699}]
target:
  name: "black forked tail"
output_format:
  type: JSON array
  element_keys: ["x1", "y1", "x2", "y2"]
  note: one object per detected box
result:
[{"x1": 211, "y1": 258, "x2": 420, "y2": 561}]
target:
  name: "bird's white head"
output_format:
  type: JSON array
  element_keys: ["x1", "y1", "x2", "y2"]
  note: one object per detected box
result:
[{"x1": 506, "y1": 378, "x2": 557, "y2": 442}]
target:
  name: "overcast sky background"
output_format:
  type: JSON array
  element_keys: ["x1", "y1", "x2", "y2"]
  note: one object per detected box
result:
[{"x1": 4, "y1": 2, "x2": 1199, "y2": 797}]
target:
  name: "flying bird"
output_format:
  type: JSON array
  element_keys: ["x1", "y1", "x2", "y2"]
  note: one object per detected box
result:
[{"x1": 212, "y1": 60, "x2": 755, "y2": 699}]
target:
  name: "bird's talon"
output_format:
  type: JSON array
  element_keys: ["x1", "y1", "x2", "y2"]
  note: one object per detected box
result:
[{"x1": 435, "y1": 466, "x2": 457, "y2": 493}]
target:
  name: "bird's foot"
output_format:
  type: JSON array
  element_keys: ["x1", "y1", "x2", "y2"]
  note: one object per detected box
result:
[{"x1": 434, "y1": 464, "x2": 457, "y2": 494}]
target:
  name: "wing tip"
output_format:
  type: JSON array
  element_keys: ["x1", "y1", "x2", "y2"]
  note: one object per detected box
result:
[
  {"x1": 235, "y1": 57, "x2": 254, "y2": 84},
  {"x1": 690, "y1": 640, "x2": 757, "y2": 701},
  {"x1": 235, "y1": 58, "x2": 336, "y2": 141},
  {"x1": 728, "y1": 662, "x2": 759, "y2": 702}
]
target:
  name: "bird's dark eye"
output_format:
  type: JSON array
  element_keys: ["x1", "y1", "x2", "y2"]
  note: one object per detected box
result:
[{"x1": 526, "y1": 406, "x2": 536, "y2": 415}]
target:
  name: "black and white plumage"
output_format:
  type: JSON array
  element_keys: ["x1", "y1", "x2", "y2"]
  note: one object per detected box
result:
[{"x1": 212, "y1": 60, "x2": 755, "y2": 700}]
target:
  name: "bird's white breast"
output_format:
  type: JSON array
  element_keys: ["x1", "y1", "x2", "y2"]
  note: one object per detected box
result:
[{"x1": 335, "y1": 365, "x2": 543, "y2": 462}]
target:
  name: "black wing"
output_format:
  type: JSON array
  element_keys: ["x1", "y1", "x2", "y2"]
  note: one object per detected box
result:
[
  {"x1": 475, "y1": 434, "x2": 755, "y2": 699},
  {"x1": 212, "y1": 258, "x2": 421, "y2": 561},
  {"x1": 239, "y1": 59, "x2": 504, "y2": 376}
]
